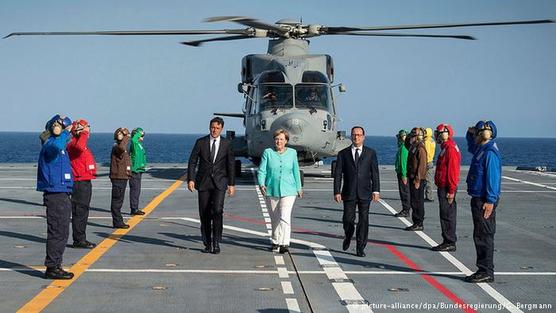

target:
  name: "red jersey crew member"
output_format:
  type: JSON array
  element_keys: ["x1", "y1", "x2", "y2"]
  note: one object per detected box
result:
[
  {"x1": 67, "y1": 119, "x2": 97, "y2": 249},
  {"x1": 431, "y1": 124, "x2": 461, "y2": 252}
]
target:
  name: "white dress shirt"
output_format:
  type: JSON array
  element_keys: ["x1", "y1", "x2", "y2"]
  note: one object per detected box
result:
[
  {"x1": 209, "y1": 136, "x2": 221, "y2": 162},
  {"x1": 351, "y1": 144, "x2": 363, "y2": 162}
]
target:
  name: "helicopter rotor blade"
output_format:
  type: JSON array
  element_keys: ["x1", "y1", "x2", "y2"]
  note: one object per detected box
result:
[
  {"x1": 332, "y1": 32, "x2": 476, "y2": 40},
  {"x1": 205, "y1": 16, "x2": 288, "y2": 37},
  {"x1": 323, "y1": 19, "x2": 554, "y2": 34},
  {"x1": 180, "y1": 35, "x2": 253, "y2": 47},
  {"x1": 3, "y1": 29, "x2": 249, "y2": 39}
]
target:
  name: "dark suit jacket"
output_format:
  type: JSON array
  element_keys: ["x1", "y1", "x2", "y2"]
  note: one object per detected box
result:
[
  {"x1": 333, "y1": 145, "x2": 380, "y2": 201},
  {"x1": 187, "y1": 135, "x2": 235, "y2": 191}
]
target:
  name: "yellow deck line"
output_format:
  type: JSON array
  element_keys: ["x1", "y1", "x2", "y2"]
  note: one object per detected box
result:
[{"x1": 17, "y1": 176, "x2": 185, "y2": 313}]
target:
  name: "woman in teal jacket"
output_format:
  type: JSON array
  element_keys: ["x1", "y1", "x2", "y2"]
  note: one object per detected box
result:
[{"x1": 258, "y1": 129, "x2": 303, "y2": 253}]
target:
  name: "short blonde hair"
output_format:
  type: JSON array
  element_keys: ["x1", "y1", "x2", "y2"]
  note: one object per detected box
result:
[{"x1": 273, "y1": 129, "x2": 289, "y2": 141}]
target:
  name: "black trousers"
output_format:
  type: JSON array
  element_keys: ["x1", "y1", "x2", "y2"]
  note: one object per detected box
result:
[
  {"x1": 397, "y1": 173, "x2": 410, "y2": 213},
  {"x1": 471, "y1": 197, "x2": 497, "y2": 277},
  {"x1": 437, "y1": 187, "x2": 457, "y2": 244},
  {"x1": 71, "y1": 180, "x2": 92, "y2": 243},
  {"x1": 198, "y1": 179, "x2": 226, "y2": 246},
  {"x1": 110, "y1": 179, "x2": 128, "y2": 226},
  {"x1": 44, "y1": 192, "x2": 72, "y2": 268},
  {"x1": 343, "y1": 199, "x2": 371, "y2": 252},
  {"x1": 410, "y1": 180, "x2": 425, "y2": 226},
  {"x1": 129, "y1": 172, "x2": 142, "y2": 213}
]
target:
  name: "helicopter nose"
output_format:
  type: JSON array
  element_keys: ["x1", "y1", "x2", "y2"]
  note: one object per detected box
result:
[{"x1": 271, "y1": 113, "x2": 309, "y2": 136}]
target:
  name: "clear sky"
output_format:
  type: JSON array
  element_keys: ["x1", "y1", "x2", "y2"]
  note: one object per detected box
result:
[{"x1": 1, "y1": 0, "x2": 555, "y2": 137}]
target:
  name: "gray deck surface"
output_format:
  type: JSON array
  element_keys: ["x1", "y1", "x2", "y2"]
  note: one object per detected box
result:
[{"x1": 0, "y1": 163, "x2": 554, "y2": 313}]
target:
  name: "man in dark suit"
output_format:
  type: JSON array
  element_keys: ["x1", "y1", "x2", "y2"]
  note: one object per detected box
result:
[
  {"x1": 334, "y1": 126, "x2": 380, "y2": 257},
  {"x1": 187, "y1": 117, "x2": 236, "y2": 254}
]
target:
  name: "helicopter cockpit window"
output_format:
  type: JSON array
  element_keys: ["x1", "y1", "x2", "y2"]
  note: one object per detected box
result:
[
  {"x1": 295, "y1": 84, "x2": 332, "y2": 112},
  {"x1": 259, "y1": 71, "x2": 286, "y2": 83},
  {"x1": 258, "y1": 84, "x2": 293, "y2": 111},
  {"x1": 301, "y1": 71, "x2": 329, "y2": 83}
]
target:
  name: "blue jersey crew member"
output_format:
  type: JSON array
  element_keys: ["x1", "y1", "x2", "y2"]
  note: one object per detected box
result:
[
  {"x1": 465, "y1": 120, "x2": 502, "y2": 283},
  {"x1": 37, "y1": 115, "x2": 75, "y2": 279}
]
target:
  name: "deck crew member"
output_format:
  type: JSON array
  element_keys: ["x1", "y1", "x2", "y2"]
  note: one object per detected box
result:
[
  {"x1": 129, "y1": 127, "x2": 147, "y2": 216},
  {"x1": 405, "y1": 127, "x2": 428, "y2": 231},
  {"x1": 431, "y1": 123, "x2": 461, "y2": 252},
  {"x1": 258, "y1": 129, "x2": 303, "y2": 254},
  {"x1": 334, "y1": 126, "x2": 380, "y2": 257},
  {"x1": 465, "y1": 120, "x2": 501, "y2": 283},
  {"x1": 37, "y1": 115, "x2": 74, "y2": 279},
  {"x1": 187, "y1": 117, "x2": 235, "y2": 254},
  {"x1": 110, "y1": 127, "x2": 131, "y2": 229},
  {"x1": 394, "y1": 129, "x2": 411, "y2": 217},
  {"x1": 67, "y1": 119, "x2": 97, "y2": 249}
]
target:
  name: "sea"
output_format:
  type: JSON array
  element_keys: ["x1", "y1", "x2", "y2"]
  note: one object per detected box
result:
[{"x1": 1, "y1": 132, "x2": 555, "y2": 168}]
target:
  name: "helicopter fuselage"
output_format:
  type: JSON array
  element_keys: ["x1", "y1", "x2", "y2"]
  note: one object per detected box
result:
[{"x1": 224, "y1": 38, "x2": 350, "y2": 164}]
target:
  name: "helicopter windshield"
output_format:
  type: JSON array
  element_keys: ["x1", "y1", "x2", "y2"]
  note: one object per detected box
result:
[
  {"x1": 295, "y1": 84, "x2": 332, "y2": 112},
  {"x1": 258, "y1": 84, "x2": 293, "y2": 111}
]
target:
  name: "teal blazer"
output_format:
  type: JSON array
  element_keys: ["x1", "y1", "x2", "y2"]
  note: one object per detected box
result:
[{"x1": 257, "y1": 147, "x2": 302, "y2": 197}]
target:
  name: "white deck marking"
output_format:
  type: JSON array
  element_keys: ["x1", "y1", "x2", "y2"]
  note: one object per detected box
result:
[
  {"x1": 285, "y1": 298, "x2": 301, "y2": 313},
  {"x1": 379, "y1": 199, "x2": 524, "y2": 313},
  {"x1": 281, "y1": 281, "x2": 294, "y2": 294},
  {"x1": 2, "y1": 268, "x2": 554, "y2": 276},
  {"x1": 509, "y1": 170, "x2": 556, "y2": 178},
  {"x1": 251, "y1": 169, "x2": 373, "y2": 313},
  {"x1": 503, "y1": 176, "x2": 556, "y2": 190},
  {"x1": 280, "y1": 188, "x2": 556, "y2": 193},
  {"x1": 274, "y1": 256, "x2": 285, "y2": 266},
  {"x1": 277, "y1": 267, "x2": 289, "y2": 278}
]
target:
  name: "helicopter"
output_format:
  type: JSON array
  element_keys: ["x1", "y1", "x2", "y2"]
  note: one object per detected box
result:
[{"x1": 5, "y1": 16, "x2": 554, "y2": 177}]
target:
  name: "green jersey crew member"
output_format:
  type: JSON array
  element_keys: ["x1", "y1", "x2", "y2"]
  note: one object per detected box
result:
[{"x1": 129, "y1": 127, "x2": 147, "y2": 216}]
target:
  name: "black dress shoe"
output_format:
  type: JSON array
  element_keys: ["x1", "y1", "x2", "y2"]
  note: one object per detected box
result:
[
  {"x1": 131, "y1": 210, "x2": 146, "y2": 216},
  {"x1": 270, "y1": 244, "x2": 279, "y2": 251},
  {"x1": 394, "y1": 211, "x2": 409, "y2": 217},
  {"x1": 356, "y1": 250, "x2": 366, "y2": 257},
  {"x1": 431, "y1": 243, "x2": 456, "y2": 252},
  {"x1": 342, "y1": 237, "x2": 351, "y2": 251},
  {"x1": 424, "y1": 198, "x2": 435, "y2": 202},
  {"x1": 279, "y1": 245, "x2": 289, "y2": 254},
  {"x1": 212, "y1": 242, "x2": 221, "y2": 254},
  {"x1": 45, "y1": 267, "x2": 74, "y2": 280},
  {"x1": 202, "y1": 245, "x2": 212, "y2": 253},
  {"x1": 465, "y1": 272, "x2": 494, "y2": 283},
  {"x1": 113, "y1": 224, "x2": 130, "y2": 229},
  {"x1": 404, "y1": 224, "x2": 424, "y2": 231},
  {"x1": 72, "y1": 241, "x2": 96, "y2": 249}
]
